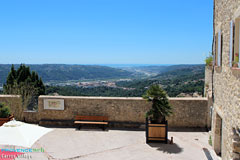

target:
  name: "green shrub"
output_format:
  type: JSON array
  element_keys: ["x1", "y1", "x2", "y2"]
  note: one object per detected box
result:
[
  {"x1": 205, "y1": 54, "x2": 213, "y2": 66},
  {"x1": 209, "y1": 135, "x2": 212, "y2": 146},
  {"x1": 0, "y1": 103, "x2": 11, "y2": 118}
]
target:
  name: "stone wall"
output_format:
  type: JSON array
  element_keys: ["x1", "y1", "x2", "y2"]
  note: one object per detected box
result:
[
  {"x1": 204, "y1": 66, "x2": 214, "y2": 130},
  {"x1": 212, "y1": 0, "x2": 240, "y2": 159},
  {"x1": 23, "y1": 111, "x2": 39, "y2": 124},
  {"x1": 38, "y1": 96, "x2": 151, "y2": 127},
  {"x1": 0, "y1": 95, "x2": 209, "y2": 128},
  {"x1": 0, "y1": 95, "x2": 22, "y2": 120},
  {"x1": 0, "y1": 95, "x2": 39, "y2": 122},
  {"x1": 38, "y1": 96, "x2": 209, "y2": 128},
  {"x1": 168, "y1": 97, "x2": 209, "y2": 128},
  {"x1": 204, "y1": 66, "x2": 213, "y2": 97}
]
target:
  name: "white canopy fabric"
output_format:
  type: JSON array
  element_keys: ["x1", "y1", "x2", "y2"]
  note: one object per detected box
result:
[{"x1": 0, "y1": 120, "x2": 53, "y2": 148}]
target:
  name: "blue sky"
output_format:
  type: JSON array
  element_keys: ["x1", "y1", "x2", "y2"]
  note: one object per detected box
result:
[{"x1": 0, "y1": 0, "x2": 213, "y2": 65}]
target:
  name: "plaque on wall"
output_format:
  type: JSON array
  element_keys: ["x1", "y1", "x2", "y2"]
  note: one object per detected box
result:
[{"x1": 44, "y1": 99, "x2": 64, "y2": 110}]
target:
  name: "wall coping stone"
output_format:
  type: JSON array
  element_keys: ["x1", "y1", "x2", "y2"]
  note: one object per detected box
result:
[
  {"x1": 0, "y1": 94, "x2": 208, "y2": 101},
  {"x1": 39, "y1": 95, "x2": 207, "y2": 101},
  {"x1": 0, "y1": 95, "x2": 20, "y2": 98}
]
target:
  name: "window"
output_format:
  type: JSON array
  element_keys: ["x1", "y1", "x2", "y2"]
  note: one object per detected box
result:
[{"x1": 215, "y1": 30, "x2": 222, "y2": 66}]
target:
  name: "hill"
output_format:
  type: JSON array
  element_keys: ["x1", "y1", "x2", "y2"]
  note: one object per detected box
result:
[
  {"x1": 117, "y1": 64, "x2": 204, "y2": 77},
  {"x1": 0, "y1": 64, "x2": 205, "y2": 97},
  {"x1": 0, "y1": 64, "x2": 134, "y2": 85},
  {"x1": 115, "y1": 64, "x2": 205, "y2": 97},
  {"x1": 46, "y1": 64, "x2": 205, "y2": 97}
]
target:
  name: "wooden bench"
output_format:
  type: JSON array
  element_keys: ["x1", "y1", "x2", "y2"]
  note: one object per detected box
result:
[{"x1": 74, "y1": 116, "x2": 109, "y2": 130}]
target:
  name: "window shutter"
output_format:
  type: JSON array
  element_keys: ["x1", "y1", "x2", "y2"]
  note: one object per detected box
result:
[
  {"x1": 218, "y1": 31, "x2": 221, "y2": 66},
  {"x1": 239, "y1": 20, "x2": 240, "y2": 66},
  {"x1": 215, "y1": 33, "x2": 219, "y2": 66},
  {"x1": 213, "y1": 37, "x2": 216, "y2": 66},
  {"x1": 230, "y1": 21, "x2": 233, "y2": 67}
]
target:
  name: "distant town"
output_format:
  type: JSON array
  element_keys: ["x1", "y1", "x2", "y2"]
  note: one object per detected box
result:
[{"x1": 45, "y1": 79, "x2": 135, "y2": 90}]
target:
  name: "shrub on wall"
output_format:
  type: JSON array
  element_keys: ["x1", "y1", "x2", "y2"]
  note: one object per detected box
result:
[{"x1": 205, "y1": 53, "x2": 213, "y2": 66}]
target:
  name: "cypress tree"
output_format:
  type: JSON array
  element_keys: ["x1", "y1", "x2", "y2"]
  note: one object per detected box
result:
[
  {"x1": 6, "y1": 64, "x2": 16, "y2": 86},
  {"x1": 3, "y1": 64, "x2": 45, "y2": 110}
]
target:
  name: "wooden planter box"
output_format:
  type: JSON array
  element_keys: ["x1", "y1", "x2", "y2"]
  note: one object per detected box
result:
[
  {"x1": 0, "y1": 115, "x2": 14, "y2": 126},
  {"x1": 146, "y1": 118, "x2": 168, "y2": 144}
]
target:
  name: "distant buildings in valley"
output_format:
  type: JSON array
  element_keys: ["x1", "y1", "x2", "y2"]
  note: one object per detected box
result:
[
  {"x1": 45, "y1": 79, "x2": 134, "y2": 90},
  {"x1": 79, "y1": 81, "x2": 116, "y2": 88}
]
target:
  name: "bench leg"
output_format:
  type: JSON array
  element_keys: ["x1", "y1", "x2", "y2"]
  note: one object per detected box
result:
[
  {"x1": 102, "y1": 125, "x2": 105, "y2": 131},
  {"x1": 78, "y1": 124, "x2": 82, "y2": 130}
]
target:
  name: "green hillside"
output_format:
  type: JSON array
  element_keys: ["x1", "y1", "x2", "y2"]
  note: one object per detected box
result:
[
  {"x1": 46, "y1": 65, "x2": 205, "y2": 97},
  {"x1": 119, "y1": 64, "x2": 204, "y2": 76},
  {"x1": 116, "y1": 64, "x2": 205, "y2": 97},
  {"x1": 0, "y1": 64, "x2": 133, "y2": 85}
]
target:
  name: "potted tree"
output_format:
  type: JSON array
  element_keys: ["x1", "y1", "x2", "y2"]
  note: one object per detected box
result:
[
  {"x1": 0, "y1": 103, "x2": 13, "y2": 126},
  {"x1": 143, "y1": 84, "x2": 172, "y2": 143}
]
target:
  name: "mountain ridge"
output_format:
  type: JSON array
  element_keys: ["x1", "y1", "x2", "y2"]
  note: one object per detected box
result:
[{"x1": 0, "y1": 64, "x2": 134, "y2": 85}]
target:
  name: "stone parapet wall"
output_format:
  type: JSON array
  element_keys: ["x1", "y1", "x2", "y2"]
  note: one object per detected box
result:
[
  {"x1": 38, "y1": 96, "x2": 209, "y2": 128},
  {"x1": 167, "y1": 97, "x2": 208, "y2": 128},
  {"x1": 0, "y1": 95, "x2": 22, "y2": 120},
  {"x1": 23, "y1": 111, "x2": 39, "y2": 123},
  {"x1": 38, "y1": 96, "x2": 150, "y2": 124},
  {"x1": 0, "y1": 95, "x2": 209, "y2": 128}
]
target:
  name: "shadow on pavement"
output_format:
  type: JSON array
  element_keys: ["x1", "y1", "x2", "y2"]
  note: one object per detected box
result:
[
  {"x1": 168, "y1": 127, "x2": 208, "y2": 132},
  {"x1": 147, "y1": 142, "x2": 183, "y2": 154}
]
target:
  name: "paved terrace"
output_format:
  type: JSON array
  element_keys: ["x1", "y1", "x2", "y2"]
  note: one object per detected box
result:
[{"x1": 1, "y1": 127, "x2": 220, "y2": 160}]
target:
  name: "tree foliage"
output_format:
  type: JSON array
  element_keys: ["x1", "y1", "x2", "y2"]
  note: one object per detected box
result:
[
  {"x1": 116, "y1": 66, "x2": 205, "y2": 97},
  {"x1": 143, "y1": 85, "x2": 172, "y2": 123},
  {"x1": 46, "y1": 86, "x2": 145, "y2": 97},
  {"x1": 3, "y1": 64, "x2": 45, "y2": 111},
  {"x1": 0, "y1": 103, "x2": 11, "y2": 118}
]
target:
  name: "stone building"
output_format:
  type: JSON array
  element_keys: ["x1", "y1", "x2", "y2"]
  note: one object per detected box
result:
[{"x1": 208, "y1": 0, "x2": 240, "y2": 159}]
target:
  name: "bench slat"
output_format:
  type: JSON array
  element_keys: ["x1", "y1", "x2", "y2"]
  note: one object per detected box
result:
[
  {"x1": 75, "y1": 116, "x2": 108, "y2": 121},
  {"x1": 74, "y1": 121, "x2": 108, "y2": 125}
]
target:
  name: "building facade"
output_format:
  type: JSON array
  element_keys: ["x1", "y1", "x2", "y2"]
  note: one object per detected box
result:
[{"x1": 210, "y1": 0, "x2": 240, "y2": 159}]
